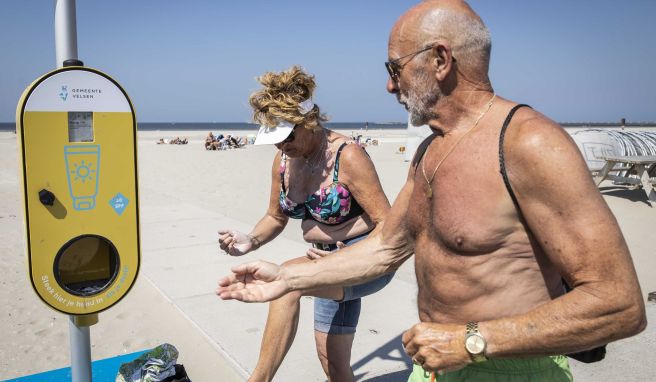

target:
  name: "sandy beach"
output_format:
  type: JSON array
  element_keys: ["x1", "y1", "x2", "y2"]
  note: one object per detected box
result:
[{"x1": 1, "y1": 128, "x2": 654, "y2": 381}]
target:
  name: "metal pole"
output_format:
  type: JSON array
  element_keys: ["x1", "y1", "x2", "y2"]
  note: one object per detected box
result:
[
  {"x1": 69, "y1": 315, "x2": 92, "y2": 382},
  {"x1": 55, "y1": 3, "x2": 91, "y2": 380},
  {"x1": 54, "y1": 0, "x2": 82, "y2": 67},
  {"x1": 55, "y1": 1, "x2": 91, "y2": 379}
]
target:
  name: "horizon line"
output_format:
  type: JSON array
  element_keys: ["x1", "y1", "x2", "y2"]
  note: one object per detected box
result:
[{"x1": 2, "y1": 121, "x2": 656, "y2": 126}]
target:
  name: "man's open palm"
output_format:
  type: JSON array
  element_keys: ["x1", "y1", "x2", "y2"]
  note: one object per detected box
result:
[{"x1": 216, "y1": 260, "x2": 288, "y2": 302}]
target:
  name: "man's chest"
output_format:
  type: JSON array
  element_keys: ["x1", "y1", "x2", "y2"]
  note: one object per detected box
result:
[{"x1": 407, "y1": 158, "x2": 518, "y2": 254}]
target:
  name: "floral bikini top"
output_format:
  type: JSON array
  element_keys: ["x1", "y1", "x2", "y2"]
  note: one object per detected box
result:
[{"x1": 279, "y1": 142, "x2": 365, "y2": 225}]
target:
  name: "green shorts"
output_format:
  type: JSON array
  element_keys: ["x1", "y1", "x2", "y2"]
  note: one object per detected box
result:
[{"x1": 408, "y1": 355, "x2": 572, "y2": 382}]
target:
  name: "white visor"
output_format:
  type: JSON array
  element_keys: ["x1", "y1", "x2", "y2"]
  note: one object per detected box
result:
[{"x1": 253, "y1": 120, "x2": 295, "y2": 145}]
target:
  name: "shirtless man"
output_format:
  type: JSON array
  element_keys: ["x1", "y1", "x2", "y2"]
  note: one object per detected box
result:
[{"x1": 217, "y1": 1, "x2": 646, "y2": 380}]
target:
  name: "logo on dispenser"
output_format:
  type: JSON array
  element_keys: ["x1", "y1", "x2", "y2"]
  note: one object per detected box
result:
[
  {"x1": 59, "y1": 85, "x2": 68, "y2": 101},
  {"x1": 109, "y1": 193, "x2": 129, "y2": 216},
  {"x1": 64, "y1": 145, "x2": 100, "y2": 210}
]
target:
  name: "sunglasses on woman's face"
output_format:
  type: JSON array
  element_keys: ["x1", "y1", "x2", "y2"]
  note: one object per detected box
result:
[{"x1": 281, "y1": 125, "x2": 299, "y2": 144}]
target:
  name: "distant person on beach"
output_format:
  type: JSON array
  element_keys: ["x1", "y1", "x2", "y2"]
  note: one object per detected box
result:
[
  {"x1": 225, "y1": 134, "x2": 244, "y2": 148},
  {"x1": 159, "y1": 137, "x2": 187, "y2": 145},
  {"x1": 218, "y1": 1, "x2": 646, "y2": 381},
  {"x1": 170, "y1": 136, "x2": 188, "y2": 144},
  {"x1": 207, "y1": 131, "x2": 243, "y2": 150},
  {"x1": 205, "y1": 132, "x2": 215, "y2": 150},
  {"x1": 217, "y1": 66, "x2": 393, "y2": 381}
]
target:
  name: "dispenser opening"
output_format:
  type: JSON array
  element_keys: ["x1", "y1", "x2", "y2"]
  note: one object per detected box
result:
[{"x1": 54, "y1": 235, "x2": 119, "y2": 296}]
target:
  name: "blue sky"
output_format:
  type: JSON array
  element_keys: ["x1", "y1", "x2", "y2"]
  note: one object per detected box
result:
[{"x1": 1, "y1": 1, "x2": 654, "y2": 123}]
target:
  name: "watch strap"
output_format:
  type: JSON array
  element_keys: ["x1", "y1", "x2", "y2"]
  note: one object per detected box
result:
[
  {"x1": 465, "y1": 322, "x2": 488, "y2": 363},
  {"x1": 466, "y1": 321, "x2": 479, "y2": 335}
]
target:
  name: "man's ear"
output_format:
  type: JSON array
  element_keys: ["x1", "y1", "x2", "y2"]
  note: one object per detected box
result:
[{"x1": 432, "y1": 44, "x2": 455, "y2": 81}]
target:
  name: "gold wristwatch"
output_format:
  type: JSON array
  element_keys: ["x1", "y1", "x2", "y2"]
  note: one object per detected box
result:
[{"x1": 464, "y1": 322, "x2": 488, "y2": 363}]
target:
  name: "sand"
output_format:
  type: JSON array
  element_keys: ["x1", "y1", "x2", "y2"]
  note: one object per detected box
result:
[
  {"x1": 0, "y1": 128, "x2": 409, "y2": 381},
  {"x1": 1, "y1": 128, "x2": 654, "y2": 381},
  {"x1": 0, "y1": 130, "x2": 246, "y2": 381}
]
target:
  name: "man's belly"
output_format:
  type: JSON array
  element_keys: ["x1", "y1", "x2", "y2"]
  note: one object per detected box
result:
[{"x1": 413, "y1": 238, "x2": 564, "y2": 324}]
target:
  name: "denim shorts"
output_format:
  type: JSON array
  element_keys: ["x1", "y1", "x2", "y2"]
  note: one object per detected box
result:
[{"x1": 312, "y1": 232, "x2": 395, "y2": 334}]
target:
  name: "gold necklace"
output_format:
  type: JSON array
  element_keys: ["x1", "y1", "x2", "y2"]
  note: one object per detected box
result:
[
  {"x1": 421, "y1": 93, "x2": 496, "y2": 198},
  {"x1": 305, "y1": 131, "x2": 327, "y2": 174}
]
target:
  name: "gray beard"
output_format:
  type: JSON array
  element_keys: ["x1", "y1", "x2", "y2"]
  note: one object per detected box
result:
[
  {"x1": 403, "y1": 70, "x2": 440, "y2": 126},
  {"x1": 409, "y1": 103, "x2": 434, "y2": 126}
]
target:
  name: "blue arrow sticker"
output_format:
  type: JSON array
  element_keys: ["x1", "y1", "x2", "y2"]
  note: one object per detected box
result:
[{"x1": 109, "y1": 193, "x2": 129, "y2": 216}]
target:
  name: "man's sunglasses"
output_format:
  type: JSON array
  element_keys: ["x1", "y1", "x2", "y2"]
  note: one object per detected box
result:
[{"x1": 385, "y1": 45, "x2": 442, "y2": 83}]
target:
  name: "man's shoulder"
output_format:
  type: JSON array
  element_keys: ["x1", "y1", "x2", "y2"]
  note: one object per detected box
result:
[{"x1": 503, "y1": 106, "x2": 573, "y2": 159}]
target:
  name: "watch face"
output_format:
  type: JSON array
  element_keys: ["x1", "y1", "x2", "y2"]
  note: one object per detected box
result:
[{"x1": 465, "y1": 334, "x2": 486, "y2": 354}]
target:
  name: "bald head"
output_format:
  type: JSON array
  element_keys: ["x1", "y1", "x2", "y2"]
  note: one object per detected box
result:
[
  {"x1": 410, "y1": 0, "x2": 479, "y2": 18},
  {"x1": 390, "y1": 0, "x2": 491, "y2": 81}
]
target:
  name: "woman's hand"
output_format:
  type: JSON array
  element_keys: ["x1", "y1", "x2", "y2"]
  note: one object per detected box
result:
[
  {"x1": 306, "y1": 241, "x2": 346, "y2": 260},
  {"x1": 218, "y1": 229, "x2": 254, "y2": 256}
]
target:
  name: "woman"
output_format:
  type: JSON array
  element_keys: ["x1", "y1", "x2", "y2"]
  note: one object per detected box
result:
[
  {"x1": 218, "y1": 66, "x2": 393, "y2": 382},
  {"x1": 205, "y1": 131, "x2": 215, "y2": 150}
]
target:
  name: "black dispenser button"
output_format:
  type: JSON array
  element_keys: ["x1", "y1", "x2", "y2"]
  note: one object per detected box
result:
[{"x1": 39, "y1": 189, "x2": 55, "y2": 206}]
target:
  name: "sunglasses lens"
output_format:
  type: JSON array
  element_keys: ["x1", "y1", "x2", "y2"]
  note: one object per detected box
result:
[
  {"x1": 282, "y1": 127, "x2": 297, "y2": 144},
  {"x1": 385, "y1": 62, "x2": 398, "y2": 81}
]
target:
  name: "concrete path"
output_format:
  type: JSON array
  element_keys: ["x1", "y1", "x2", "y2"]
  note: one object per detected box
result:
[
  {"x1": 139, "y1": 194, "x2": 655, "y2": 381},
  {"x1": 139, "y1": 197, "x2": 419, "y2": 381}
]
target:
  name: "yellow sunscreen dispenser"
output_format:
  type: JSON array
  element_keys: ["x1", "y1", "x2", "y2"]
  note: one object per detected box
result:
[{"x1": 16, "y1": 66, "x2": 139, "y2": 319}]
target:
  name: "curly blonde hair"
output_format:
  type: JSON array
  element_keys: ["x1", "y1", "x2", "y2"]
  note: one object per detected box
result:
[{"x1": 249, "y1": 66, "x2": 328, "y2": 131}]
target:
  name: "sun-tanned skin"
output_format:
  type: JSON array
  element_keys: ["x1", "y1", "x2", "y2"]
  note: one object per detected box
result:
[
  {"x1": 218, "y1": 0, "x2": 646, "y2": 376},
  {"x1": 219, "y1": 112, "x2": 390, "y2": 382}
]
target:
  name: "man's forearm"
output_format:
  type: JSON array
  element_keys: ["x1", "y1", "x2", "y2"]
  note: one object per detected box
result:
[
  {"x1": 283, "y1": 231, "x2": 410, "y2": 292},
  {"x1": 481, "y1": 283, "x2": 646, "y2": 358},
  {"x1": 281, "y1": 179, "x2": 415, "y2": 292}
]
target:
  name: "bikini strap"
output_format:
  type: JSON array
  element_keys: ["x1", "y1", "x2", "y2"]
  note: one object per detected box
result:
[
  {"x1": 333, "y1": 142, "x2": 349, "y2": 182},
  {"x1": 279, "y1": 152, "x2": 288, "y2": 193},
  {"x1": 499, "y1": 104, "x2": 531, "y2": 211}
]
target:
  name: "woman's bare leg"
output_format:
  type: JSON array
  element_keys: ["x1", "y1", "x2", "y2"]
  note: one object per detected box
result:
[
  {"x1": 314, "y1": 331, "x2": 356, "y2": 382},
  {"x1": 248, "y1": 289, "x2": 302, "y2": 382},
  {"x1": 248, "y1": 257, "x2": 344, "y2": 382}
]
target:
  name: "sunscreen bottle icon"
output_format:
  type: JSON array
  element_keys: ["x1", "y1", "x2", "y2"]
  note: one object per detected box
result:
[{"x1": 64, "y1": 145, "x2": 100, "y2": 210}]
